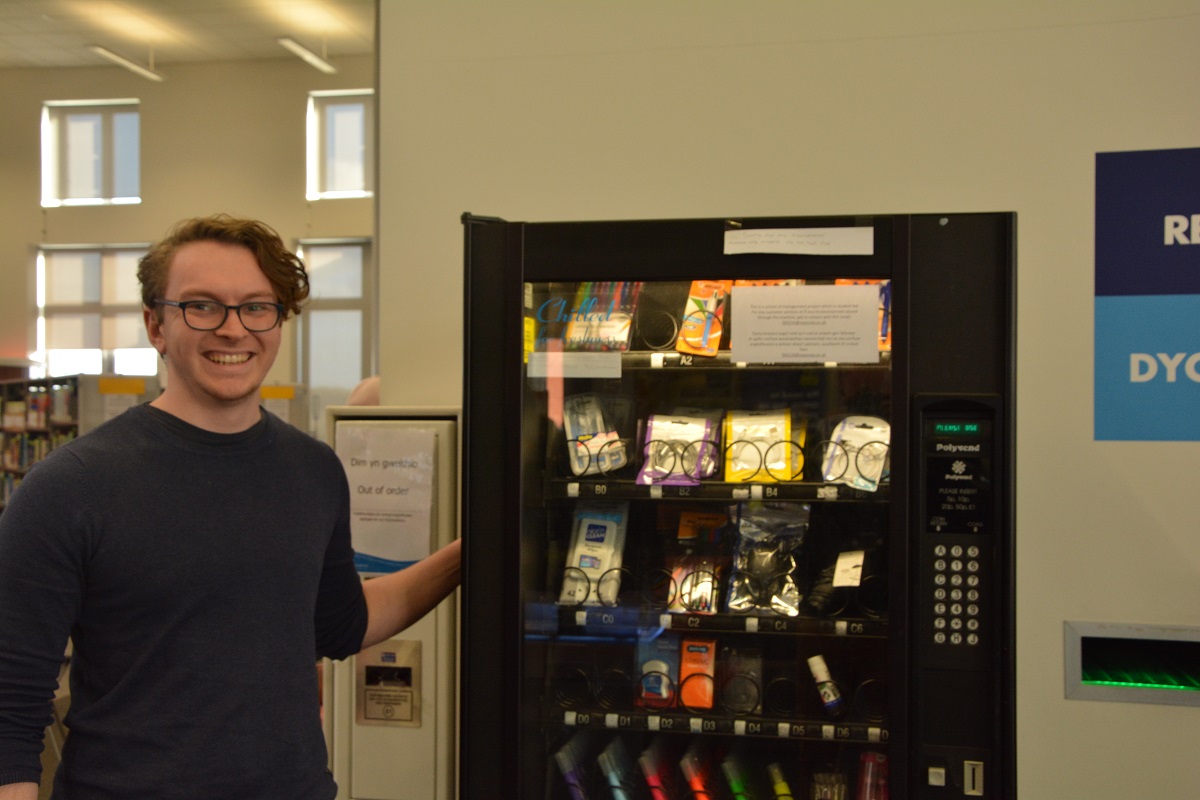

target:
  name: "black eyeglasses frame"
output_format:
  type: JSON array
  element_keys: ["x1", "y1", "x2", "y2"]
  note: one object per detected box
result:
[{"x1": 153, "y1": 299, "x2": 284, "y2": 332}]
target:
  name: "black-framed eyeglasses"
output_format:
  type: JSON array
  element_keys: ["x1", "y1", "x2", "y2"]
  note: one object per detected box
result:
[{"x1": 154, "y1": 299, "x2": 284, "y2": 332}]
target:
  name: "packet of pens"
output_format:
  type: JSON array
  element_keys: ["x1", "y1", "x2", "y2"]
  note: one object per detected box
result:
[
  {"x1": 676, "y1": 279, "x2": 732, "y2": 357},
  {"x1": 725, "y1": 501, "x2": 811, "y2": 616},
  {"x1": 664, "y1": 509, "x2": 730, "y2": 615},
  {"x1": 564, "y1": 393, "x2": 633, "y2": 477},
  {"x1": 563, "y1": 281, "x2": 645, "y2": 352}
]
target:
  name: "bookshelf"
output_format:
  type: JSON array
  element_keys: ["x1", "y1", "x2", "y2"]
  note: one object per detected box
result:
[{"x1": 0, "y1": 375, "x2": 161, "y2": 513}]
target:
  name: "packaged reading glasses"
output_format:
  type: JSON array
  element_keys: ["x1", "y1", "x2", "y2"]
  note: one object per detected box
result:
[
  {"x1": 723, "y1": 408, "x2": 805, "y2": 482},
  {"x1": 637, "y1": 414, "x2": 719, "y2": 485},
  {"x1": 822, "y1": 415, "x2": 891, "y2": 492},
  {"x1": 558, "y1": 502, "x2": 629, "y2": 605},
  {"x1": 563, "y1": 393, "x2": 628, "y2": 476}
]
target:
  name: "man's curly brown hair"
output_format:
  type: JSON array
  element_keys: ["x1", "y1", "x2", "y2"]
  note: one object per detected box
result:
[{"x1": 138, "y1": 214, "x2": 310, "y2": 320}]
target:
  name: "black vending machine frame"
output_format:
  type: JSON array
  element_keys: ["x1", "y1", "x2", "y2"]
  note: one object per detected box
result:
[{"x1": 460, "y1": 212, "x2": 1016, "y2": 799}]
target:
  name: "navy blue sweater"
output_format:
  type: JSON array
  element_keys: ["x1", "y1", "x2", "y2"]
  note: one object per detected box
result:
[{"x1": 0, "y1": 404, "x2": 367, "y2": 798}]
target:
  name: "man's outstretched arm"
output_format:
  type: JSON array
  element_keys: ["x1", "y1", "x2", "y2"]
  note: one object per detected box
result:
[{"x1": 360, "y1": 537, "x2": 462, "y2": 650}]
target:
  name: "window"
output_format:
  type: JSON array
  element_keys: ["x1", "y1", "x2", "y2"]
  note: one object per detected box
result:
[
  {"x1": 296, "y1": 239, "x2": 375, "y2": 428},
  {"x1": 41, "y1": 100, "x2": 141, "y2": 207},
  {"x1": 306, "y1": 90, "x2": 374, "y2": 200},
  {"x1": 34, "y1": 246, "x2": 157, "y2": 378}
]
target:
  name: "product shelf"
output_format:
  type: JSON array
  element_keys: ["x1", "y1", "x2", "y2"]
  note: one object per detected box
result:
[
  {"x1": 554, "y1": 706, "x2": 889, "y2": 746},
  {"x1": 525, "y1": 602, "x2": 887, "y2": 640},
  {"x1": 602, "y1": 350, "x2": 893, "y2": 371},
  {"x1": 546, "y1": 476, "x2": 889, "y2": 503}
]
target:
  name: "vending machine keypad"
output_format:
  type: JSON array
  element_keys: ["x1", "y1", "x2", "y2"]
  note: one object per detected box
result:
[{"x1": 919, "y1": 410, "x2": 996, "y2": 670}]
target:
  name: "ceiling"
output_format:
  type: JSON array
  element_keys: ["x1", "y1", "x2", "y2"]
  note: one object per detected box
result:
[{"x1": 0, "y1": 0, "x2": 375, "y2": 70}]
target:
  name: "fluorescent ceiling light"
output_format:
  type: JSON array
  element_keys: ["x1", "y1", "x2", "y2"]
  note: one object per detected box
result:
[
  {"x1": 278, "y1": 37, "x2": 337, "y2": 74},
  {"x1": 89, "y1": 45, "x2": 165, "y2": 82}
]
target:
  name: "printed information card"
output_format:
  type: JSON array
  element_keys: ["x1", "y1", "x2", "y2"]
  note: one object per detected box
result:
[
  {"x1": 723, "y1": 226, "x2": 875, "y2": 256},
  {"x1": 730, "y1": 284, "x2": 880, "y2": 365},
  {"x1": 335, "y1": 422, "x2": 436, "y2": 572}
]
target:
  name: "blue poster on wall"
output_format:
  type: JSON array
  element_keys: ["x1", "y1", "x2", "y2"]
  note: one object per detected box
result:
[{"x1": 1095, "y1": 147, "x2": 1200, "y2": 440}]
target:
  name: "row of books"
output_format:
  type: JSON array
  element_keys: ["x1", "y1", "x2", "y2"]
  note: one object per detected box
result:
[
  {"x1": 0, "y1": 383, "x2": 76, "y2": 430},
  {"x1": 0, "y1": 471, "x2": 20, "y2": 507},
  {"x1": 1, "y1": 429, "x2": 76, "y2": 472}
]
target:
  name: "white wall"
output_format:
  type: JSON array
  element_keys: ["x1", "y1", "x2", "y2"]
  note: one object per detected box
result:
[{"x1": 376, "y1": 3, "x2": 1200, "y2": 798}]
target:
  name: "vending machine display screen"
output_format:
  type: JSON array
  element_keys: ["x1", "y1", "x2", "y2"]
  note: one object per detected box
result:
[{"x1": 924, "y1": 419, "x2": 993, "y2": 534}]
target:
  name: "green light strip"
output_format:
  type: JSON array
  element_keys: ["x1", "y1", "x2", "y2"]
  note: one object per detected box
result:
[{"x1": 1082, "y1": 680, "x2": 1200, "y2": 692}]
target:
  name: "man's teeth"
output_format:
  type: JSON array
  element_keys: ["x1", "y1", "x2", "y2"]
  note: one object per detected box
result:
[{"x1": 209, "y1": 353, "x2": 250, "y2": 364}]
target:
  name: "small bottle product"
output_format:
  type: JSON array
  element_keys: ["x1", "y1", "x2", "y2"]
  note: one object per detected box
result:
[
  {"x1": 855, "y1": 751, "x2": 889, "y2": 800},
  {"x1": 807, "y1": 653, "x2": 845, "y2": 718},
  {"x1": 767, "y1": 762, "x2": 794, "y2": 799}
]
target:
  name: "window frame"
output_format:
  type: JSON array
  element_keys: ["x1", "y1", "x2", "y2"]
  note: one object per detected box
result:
[
  {"x1": 306, "y1": 89, "x2": 375, "y2": 201},
  {"x1": 295, "y1": 237, "x2": 376, "y2": 421},
  {"x1": 33, "y1": 243, "x2": 157, "y2": 378},
  {"x1": 41, "y1": 98, "x2": 142, "y2": 208}
]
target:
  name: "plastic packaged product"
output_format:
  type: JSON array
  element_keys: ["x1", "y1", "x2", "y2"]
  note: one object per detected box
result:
[
  {"x1": 558, "y1": 502, "x2": 629, "y2": 606},
  {"x1": 553, "y1": 730, "x2": 592, "y2": 800},
  {"x1": 812, "y1": 771, "x2": 849, "y2": 799},
  {"x1": 676, "y1": 279, "x2": 732, "y2": 357},
  {"x1": 726, "y1": 502, "x2": 810, "y2": 616},
  {"x1": 597, "y1": 737, "x2": 638, "y2": 800},
  {"x1": 822, "y1": 415, "x2": 890, "y2": 492},
  {"x1": 718, "y1": 646, "x2": 764, "y2": 715},
  {"x1": 679, "y1": 739, "x2": 717, "y2": 797},
  {"x1": 724, "y1": 408, "x2": 804, "y2": 482},
  {"x1": 855, "y1": 751, "x2": 889, "y2": 800},
  {"x1": 666, "y1": 554, "x2": 721, "y2": 614},
  {"x1": 638, "y1": 736, "x2": 678, "y2": 800},
  {"x1": 637, "y1": 633, "x2": 680, "y2": 708},
  {"x1": 679, "y1": 637, "x2": 718, "y2": 710},
  {"x1": 637, "y1": 414, "x2": 717, "y2": 486},
  {"x1": 562, "y1": 281, "x2": 644, "y2": 352},
  {"x1": 563, "y1": 393, "x2": 627, "y2": 476},
  {"x1": 767, "y1": 762, "x2": 795, "y2": 799}
]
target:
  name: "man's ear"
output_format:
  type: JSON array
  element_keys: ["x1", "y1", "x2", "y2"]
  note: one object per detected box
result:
[{"x1": 144, "y1": 305, "x2": 167, "y2": 356}]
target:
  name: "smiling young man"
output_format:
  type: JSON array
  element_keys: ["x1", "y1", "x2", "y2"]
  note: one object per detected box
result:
[{"x1": 0, "y1": 215, "x2": 461, "y2": 799}]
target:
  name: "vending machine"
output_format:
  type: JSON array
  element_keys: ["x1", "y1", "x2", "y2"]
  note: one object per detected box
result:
[{"x1": 460, "y1": 212, "x2": 1015, "y2": 799}]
